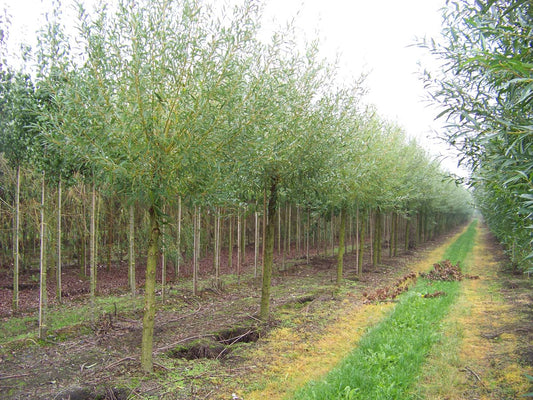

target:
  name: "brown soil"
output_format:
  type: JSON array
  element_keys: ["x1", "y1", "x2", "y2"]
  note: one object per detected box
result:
[{"x1": 0, "y1": 229, "x2": 469, "y2": 399}]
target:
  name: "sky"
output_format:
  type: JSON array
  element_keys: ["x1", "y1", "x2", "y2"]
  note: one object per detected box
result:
[{"x1": 0, "y1": 0, "x2": 466, "y2": 176}]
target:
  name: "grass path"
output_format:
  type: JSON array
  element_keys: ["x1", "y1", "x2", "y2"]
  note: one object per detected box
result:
[
  {"x1": 242, "y1": 225, "x2": 471, "y2": 400},
  {"x1": 412, "y1": 223, "x2": 533, "y2": 399},
  {"x1": 290, "y1": 221, "x2": 477, "y2": 399}
]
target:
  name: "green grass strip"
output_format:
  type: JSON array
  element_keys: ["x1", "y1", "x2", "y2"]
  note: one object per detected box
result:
[{"x1": 291, "y1": 220, "x2": 478, "y2": 400}]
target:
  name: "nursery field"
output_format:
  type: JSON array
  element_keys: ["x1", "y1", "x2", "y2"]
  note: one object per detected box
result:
[{"x1": 0, "y1": 221, "x2": 531, "y2": 399}]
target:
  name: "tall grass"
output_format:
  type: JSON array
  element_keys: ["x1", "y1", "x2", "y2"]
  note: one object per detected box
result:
[{"x1": 292, "y1": 220, "x2": 478, "y2": 400}]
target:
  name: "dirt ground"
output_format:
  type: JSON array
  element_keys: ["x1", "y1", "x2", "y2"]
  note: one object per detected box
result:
[{"x1": 0, "y1": 225, "x2": 530, "y2": 399}]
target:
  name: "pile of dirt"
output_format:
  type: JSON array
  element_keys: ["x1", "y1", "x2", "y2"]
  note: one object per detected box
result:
[{"x1": 420, "y1": 259, "x2": 480, "y2": 282}]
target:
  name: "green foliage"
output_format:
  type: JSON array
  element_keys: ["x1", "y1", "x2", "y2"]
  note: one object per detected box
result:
[{"x1": 422, "y1": 0, "x2": 532, "y2": 271}]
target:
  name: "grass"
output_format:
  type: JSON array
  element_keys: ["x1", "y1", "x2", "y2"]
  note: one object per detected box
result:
[
  {"x1": 0, "y1": 293, "x2": 143, "y2": 345},
  {"x1": 291, "y1": 220, "x2": 478, "y2": 400}
]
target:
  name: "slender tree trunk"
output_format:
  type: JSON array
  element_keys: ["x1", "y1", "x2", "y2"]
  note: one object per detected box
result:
[
  {"x1": 336, "y1": 207, "x2": 346, "y2": 285},
  {"x1": 141, "y1": 205, "x2": 160, "y2": 373},
  {"x1": 90, "y1": 181, "x2": 97, "y2": 304},
  {"x1": 376, "y1": 211, "x2": 382, "y2": 264},
  {"x1": 287, "y1": 204, "x2": 292, "y2": 258},
  {"x1": 12, "y1": 165, "x2": 20, "y2": 311},
  {"x1": 358, "y1": 211, "x2": 365, "y2": 276},
  {"x1": 242, "y1": 212, "x2": 246, "y2": 267},
  {"x1": 56, "y1": 177, "x2": 62, "y2": 303},
  {"x1": 330, "y1": 210, "x2": 335, "y2": 257},
  {"x1": 228, "y1": 215, "x2": 233, "y2": 272},
  {"x1": 277, "y1": 206, "x2": 281, "y2": 256},
  {"x1": 214, "y1": 207, "x2": 221, "y2": 286},
  {"x1": 254, "y1": 211, "x2": 259, "y2": 278},
  {"x1": 260, "y1": 175, "x2": 279, "y2": 321},
  {"x1": 404, "y1": 215, "x2": 410, "y2": 251},
  {"x1": 262, "y1": 190, "x2": 266, "y2": 270},
  {"x1": 389, "y1": 212, "x2": 394, "y2": 258},
  {"x1": 296, "y1": 205, "x2": 300, "y2": 255},
  {"x1": 237, "y1": 211, "x2": 241, "y2": 281},
  {"x1": 355, "y1": 206, "x2": 359, "y2": 269},
  {"x1": 306, "y1": 208, "x2": 310, "y2": 265},
  {"x1": 392, "y1": 213, "x2": 398, "y2": 257},
  {"x1": 193, "y1": 205, "x2": 200, "y2": 296},
  {"x1": 176, "y1": 196, "x2": 181, "y2": 279},
  {"x1": 161, "y1": 206, "x2": 166, "y2": 303},
  {"x1": 129, "y1": 203, "x2": 136, "y2": 296},
  {"x1": 81, "y1": 184, "x2": 87, "y2": 277},
  {"x1": 38, "y1": 172, "x2": 47, "y2": 339}
]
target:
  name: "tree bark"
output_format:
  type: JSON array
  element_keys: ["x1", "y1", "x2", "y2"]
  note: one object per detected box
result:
[
  {"x1": 12, "y1": 165, "x2": 20, "y2": 311},
  {"x1": 336, "y1": 207, "x2": 346, "y2": 285},
  {"x1": 404, "y1": 215, "x2": 410, "y2": 251},
  {"x1": 254, "y1": 211, "x2": 259, "y2": 278},
  {"x1": 214, "y1": 207, "x2": 221, "y2": 286},
  {"x1": 176, "y1": 196, "x2": 181, "y2": 279},
  {"x1": 90, "y1": 181, "x2": 97, "y2": 303},
  {"x1": 260, "y1": 174, "x2": 279, "y2": 321},
  {"x1": 140, "y1": 205, "x2": 160, "y2": 373},
  {"x1": 161, "y1": 206, "x2": 166, "y2": 303},
  {"x1": 237, "y1": 211, "x2": 241, "y2": 281},
  {"x1": 228, "y1": 215, "x2": 233, "y2": 271},
  {"x1": 129, "y1": 203, "x2": 136, "y2": 296},
  {"x1": 358, "y1": 211, "x2": 365, "y2": 276},
  {"x1": 38, "y1": 172, "x2": 47, "y2": 339},
  {"x1": 56, "y1": 176, "x2": 62, "y2": 303},
  {"x1": 193, "y1": 205, "x2": 200, "y2": 296}
]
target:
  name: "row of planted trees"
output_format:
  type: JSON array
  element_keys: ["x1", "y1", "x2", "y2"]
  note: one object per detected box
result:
[
  {"x1": 422, "y1": 0, "x2": 532, "y2": 271},
  {"x1": 0, "y1": 0, "x2": 472, "y2": 372}
]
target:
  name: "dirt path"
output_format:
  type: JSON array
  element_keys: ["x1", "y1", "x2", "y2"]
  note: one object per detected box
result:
[
  {"x1": 414, "y1": 223, "x2": 533, "y2": 399},
  {"x1": 228, "y1": 226, "x2": 469, "y2": 400}
]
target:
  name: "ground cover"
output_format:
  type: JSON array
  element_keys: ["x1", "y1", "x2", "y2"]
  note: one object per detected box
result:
[
  {"x1": 412, "y1": 223, "x2": 533, "y2": 399},
  {"x1": 289, "y1": 221, "x2": 477, "y2": 399},
  {"x1": 0, "y1": 232, "x2": 457, "y2": 399}
]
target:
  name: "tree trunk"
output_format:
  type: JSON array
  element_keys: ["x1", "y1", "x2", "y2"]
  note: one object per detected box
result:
[
  {"x1": 140, "y1": 205, "x2": 160, "y2": 373},
  {"x1": 161, "y1": 206, "x2": 166, "y2": 303},
  {"x1": 90, "y1": 182, "x2": 97, "y2": 303},
  {"x1": 56, "y1": 176, "x2": 62, "y2": 303},
  {"x1": 306, "y1": 208, "x2": 310, "y2": 264},
  {"x1": 393, "y1": 212, "x2": 398, "y2": 257},
  {"x1": 355, "y1": 206, "x2": 359, "y2": 270},
  {"x1": 330, "y1": 210, "x2": 335, "y2": 257},
  {"x1": 176, "y1": 196, "x2": 181, "y2": 279},
  {"x1": 12, "y1": 165, "x2": 20, "y2": 311},
  {"x1": 254, "y1": 211, "x2": 259, "y2": 278},
  {"x1": 38, "y1": 172, "x2": 47, "y2": 339},
  {"x1": 336, "y1": 207, "x2": 346, "y2": 285},
  {"x1": 404, "y1": 215, "x2": 410, "y2": 251},
  {"x1": 237, "y1": 211, "x2": 241, "y2": 281},
  {"x1": 228, "y1": 215, "x2": 233, "y2": 271},
  {"x1": 193, "y1": 205, "x2": 200, "y2": 296},
  {"x1": 358, "y1": 211, "x2": 365, "y2": 276},
  {"x1": 260, "y1": 175, "x2": 279, "y2": 321},
  {"x1": 129, "y1": 203, "x2": 136, "y2": 296},
  {"x1": 214, "y1": 207, "x2": 221, "y2": 286}
]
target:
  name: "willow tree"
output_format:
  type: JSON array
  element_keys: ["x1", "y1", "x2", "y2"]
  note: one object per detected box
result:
[
  {"x1": 41, "y1": 0, "x2": 259, "y2": 372},
  {"x1": 0, "y1": 70, "x2": 37, "y2": 312},
  {"x1": 229, "y1": 33, "x2": 340, "y2": 320},
  {"x1": 422, "y1": 0, "x2": 532, "y2": 269}
]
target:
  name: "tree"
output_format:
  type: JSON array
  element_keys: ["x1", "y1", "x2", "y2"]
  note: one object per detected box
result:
[
  {"x1": 0, "y1": 70, "x2": 38, "y2": 312},
  {"x1": 422, "y1": 0, "x2": 532, "y2": 270},
  {"x1": 41, "y1": 0, "x2": 260, "y2": 372}
]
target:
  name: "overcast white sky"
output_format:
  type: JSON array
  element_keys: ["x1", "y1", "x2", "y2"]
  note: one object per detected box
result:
[{"x1": 1, "y1": 0, "x2": 465, "y2": 176}]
